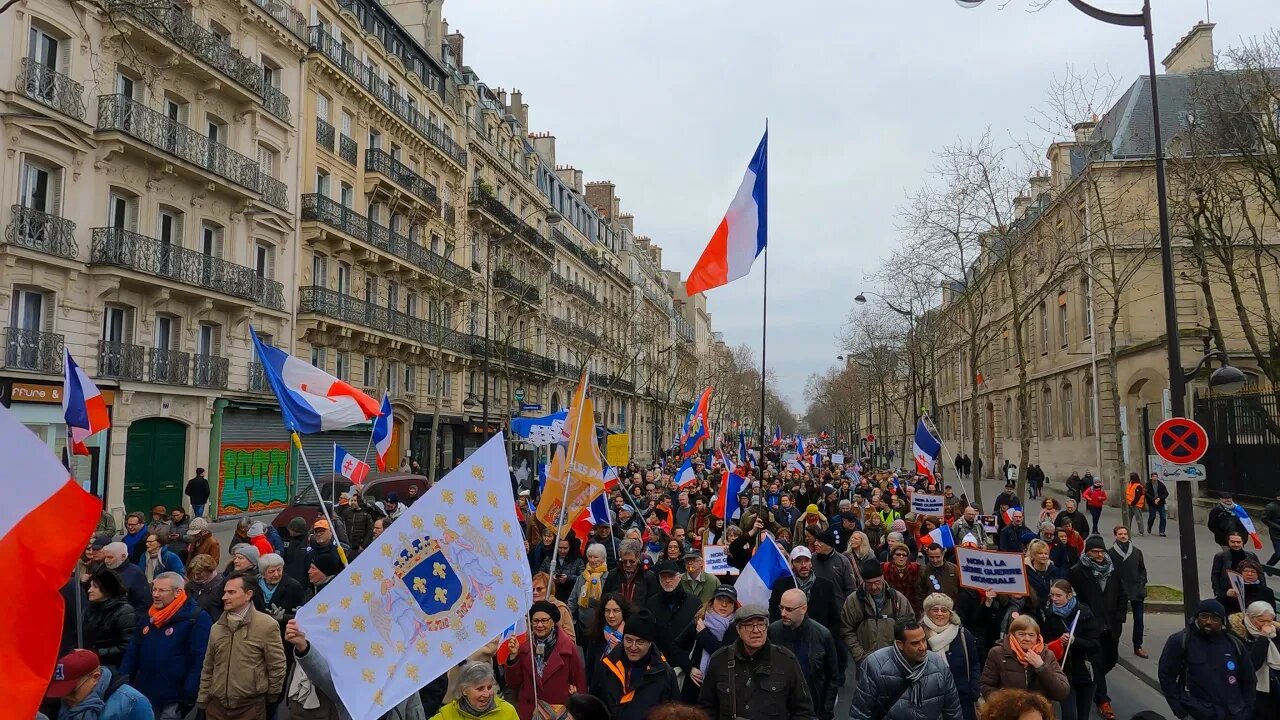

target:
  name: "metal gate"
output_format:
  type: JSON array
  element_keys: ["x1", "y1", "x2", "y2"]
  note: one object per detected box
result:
[{"x1": 1193, "y1": 389, "x2": 1280, "y2": 502}]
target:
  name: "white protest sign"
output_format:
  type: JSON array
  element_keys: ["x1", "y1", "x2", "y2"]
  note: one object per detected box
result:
[
  {"x1": 1226, "y1": 569, "x2": 1248, "y2": 614},
  {"x1": 703, "y1": 545, "x2": 739, "y2": 576},
  {"x1": 955, "y1": 546, "x2": 1029, "y2": 595},
  {"x1": 832, "y1": 453, "x2": 845, "y2": 465},
  {"x1": 980, "y1": 515, "x2": 999, "y2": 535},
  {"x1": 911, "y1": 493, "x2": 945, "y2": 517}
]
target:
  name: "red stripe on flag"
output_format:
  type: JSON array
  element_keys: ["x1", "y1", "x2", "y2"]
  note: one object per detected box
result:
[
  {"x1": 1, "y1": 480, "x2": 101, "y2": 720},
  {"x1": 686, "y1": 217, "x2": 731, "y2": 295}
]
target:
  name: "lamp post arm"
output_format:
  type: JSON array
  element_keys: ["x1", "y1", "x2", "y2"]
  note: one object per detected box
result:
[
  {"x1": 1181, "y1": 351, "x2": 1230, "y2": 382},
  {"x1": 1065, "y1": 0, "x2": 1144, "y2": 27}
]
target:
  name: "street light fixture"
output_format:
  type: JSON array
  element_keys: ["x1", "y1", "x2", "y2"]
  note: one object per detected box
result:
[
  {"x1": 1183, "y1": 351, "x2": 1248, "y2": 395},
  {"x1": 481, "y1": 207, "x2": 562, "y2": 440},
  {"x1": 960, "y1": 0, "x2": 1201, "y2": 617}
]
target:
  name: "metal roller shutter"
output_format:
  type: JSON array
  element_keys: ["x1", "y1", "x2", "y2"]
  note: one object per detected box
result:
[{"x1": 216, "y1": 405, "x2": 292, "y2": 519}]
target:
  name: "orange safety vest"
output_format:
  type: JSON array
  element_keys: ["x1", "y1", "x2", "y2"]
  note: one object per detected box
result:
[{"x1": 1125, "y1": 482, "x2": 1146, "y2": 509}]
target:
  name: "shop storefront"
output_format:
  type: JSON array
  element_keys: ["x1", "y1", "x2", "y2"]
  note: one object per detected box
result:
[
  {"x1": 2, "y1": 379, "x2": 112, "y2": 499},
  {"x1": 216, "y1": 403, "x2": 292, "y2": 519}
]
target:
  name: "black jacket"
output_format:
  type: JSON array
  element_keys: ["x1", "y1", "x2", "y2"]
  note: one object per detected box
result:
[
  {"x1": 1146, "y1": 479, "x2": 1170, "y2": 509},
  {"x1": 769, "y1": 575, "x2": 841, "y2": 637},
  {"x1": 1107, "y1": 544, "x2": 1148, "y2": 601},
  {"x1": 644, "y1": 586, "x2": 700, "y2": 670},
  {"x1": 185, "y1": 474, "x2": 210, "y2": 505},
  {"x1": 84, "y1": 597, "x2": 136, "y2": 667},
  {"x1": 1038, "y1": 603, "x2": 1102, "y2": 685},
  {"x1": 260, "y1": 574, "x2": 307, "y2": 624},
  {"x1": 1066, "y1": 563, "x2": 1127, "y2": 637},
  {"x1": 603, "y1": 567, "x2": 659, "y2": 608},
  {"x1": 1159, "y1": 623, "x2": 1256, "y2": 720},
  {"x1": 1208, "y1": 504, "x2": 1248, "y2": 546},
  {"x1": 768, "y1": 619, "x2": 841, "y2": 719},
  {"x1": 676, "y1": 615, "x2": 738, "y2": 703},
  {"x1": 1055, "y1": 509, "x2": 1090, "y2": 538},
  {"x1": 282, "y1": 530, "x2": 310, "y2": 587},
  {"x1": 1210, "y1": 549, "x2": 1260, "y2": 598},
  {"x1": 590, "y1": 645, "x2": 680, "y2": 720},
  {"x1": 698, "y1": 640, "x2": 815, "y2": 720}
]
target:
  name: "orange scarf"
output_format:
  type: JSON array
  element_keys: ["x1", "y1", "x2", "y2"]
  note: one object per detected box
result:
[
  {"x1": 1008, "y1": 635, "x2": 1045, "y2": 667},
  {"x1": 149, "y1": 589, "x2": 188, "y2": 628}
]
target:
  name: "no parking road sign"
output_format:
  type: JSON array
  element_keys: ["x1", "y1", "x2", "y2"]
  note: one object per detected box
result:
[{"x1": 1153, "y1": 417, "x2": 1209, "y2": 465}]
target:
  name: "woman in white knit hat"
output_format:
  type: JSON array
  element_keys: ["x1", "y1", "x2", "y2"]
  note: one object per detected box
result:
[{"x1": 921, "y1": 591, "x2": 982, "y2": 720}]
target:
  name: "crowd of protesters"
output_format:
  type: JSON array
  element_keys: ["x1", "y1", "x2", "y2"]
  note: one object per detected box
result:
[{"x1": 38, "y1": 441, "x2": 1280, "y2": 720}]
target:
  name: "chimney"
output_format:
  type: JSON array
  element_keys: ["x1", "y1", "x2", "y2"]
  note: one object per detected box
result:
[
  {"x1": 1028, "y1": 173, "x2": 1051, "y2": 200},
  {"x1": 1013, "y1": 194, "x2": 1031, "y2": 220},
  {"x1": 445, "y1": 31, "x2": 464, "y2": 69},
  {"x1": 531, "y1": 134, "x2": 555, "y2": 163},
  {"x1": 1163, "y1": 22, "x2": 1215, "y2": 74},
  {"x1": 1072, "y1": 120, "x2": 1096, "y2": 143},
  {"x1": 573, "y1": 169, "x2": 583, "y2": 194},
  {"x1": 585, "y1": 181, "x2": 616, "y2": 218}
]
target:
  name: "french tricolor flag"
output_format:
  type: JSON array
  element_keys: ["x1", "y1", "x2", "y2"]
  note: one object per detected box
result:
[
  {"x1": 63, "y1": 350, "x2": 109, "y2": 455},
  {"x1": 675, "y1": 458, "x2": 697, "y2": 489},
  {"x1": 251, "y1": 329, "x2": 380, "y2": 433},
  {"x1": 0, "y1": 403, "x2": 102, "y2": 719},
  {"x1": 913, "y1": 418, "x2": 942, "y2": 480},
  {"x1": 1003, "y1": 506, "x2": 1023, "y2": 526},
  {"x1": 1233, "y1": 504, "x2": 1265, "y2": 550},
  {"x1": 713, "y1": 466, "x2": 748, "y2": 521},
  {"x1": 371, "y1": 393, "x2": 393, "y2": 471},
  {"x1": 921, "y1": 524, "x2": 956, "y2": 550},
  {"x1": 686, "y1": 129, "x2": 767, "y2": 295}
]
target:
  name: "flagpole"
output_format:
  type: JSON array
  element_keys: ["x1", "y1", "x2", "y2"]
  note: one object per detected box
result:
[
  {"x1": 924, "y1": 414, "x2": 971, "y2": 507},
  {"x1": 757, "y1": 234, "x2": 769, "y2": 468},
  {"x1": 293, "y1": 432, "x2": 349, "y2": 565}
]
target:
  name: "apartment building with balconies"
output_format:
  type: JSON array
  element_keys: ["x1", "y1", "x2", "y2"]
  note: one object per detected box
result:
[{"x1": 1, "y1": 0, "x2": 305, "y2": 518}]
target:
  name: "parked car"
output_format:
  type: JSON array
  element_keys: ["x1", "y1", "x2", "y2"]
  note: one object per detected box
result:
[{"x1": 271, "y1": 472, "x2": 429, "y2": 534}]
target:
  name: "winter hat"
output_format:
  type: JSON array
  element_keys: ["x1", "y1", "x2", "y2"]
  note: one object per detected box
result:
[
  {"x1": 1197, "y1": 598, "x2": 1227, "y2": 620},
  {"x1": 922, "y1": 592, "x2": 955, "y2": 613},
  {"x1": 805, "y1": 504, "x2": 821, "y2": 515},
  {"x1": 814, "y1": 530, "x2": 838, "y2": 548},
  {"x1": 247, "y1": 521, "x2": 266, "y2": 538},
  {"x1": 288, "y1": 517, "x2": 308, "y2": 536},
  {"x1": 625, "y1": 609, "x2": 658, "y2": 643},
  {"x1": 529, "y1": 600, "x2": 561, "y2": 623},
  {"x1": 859, "y1": 558, "x2": 883, "y2": 580},
  {"x1": 233, "y1": 543, "x2": 262, "y2": 569},
  {"x1": 309, "y1": 552, "x2": 343, "y2": 578},
  {"x1": 890, "y1": 519, "x2": 907, "y2": 534},
  {"x1": 90, "y1": 532, "x2": 114, "y2": 550},
  {"x1": 187, "y1": 517, "x2": 210, "y2": 535},
  {"x1": 1085, "y1": 535, "x2": 1107, "y2": 552},
  {"x1": 89, "y1": 568, "x2": 125, "y2": 598}
]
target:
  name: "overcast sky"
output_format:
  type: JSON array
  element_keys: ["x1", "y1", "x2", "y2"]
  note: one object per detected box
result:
[{"x1": 442, "y1": 0, "x2": 1276, "y2": 412}]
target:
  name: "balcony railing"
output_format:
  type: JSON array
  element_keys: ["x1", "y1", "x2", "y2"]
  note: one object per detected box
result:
[
  {"x1": 5, "y1": 205, "x2": 78, "y2": 259},
  {"x1": 248, "y1": 360, "x2": 270, "y2": 392},
  {"x1": 443, "y1": 204, "x2": 456, "y2": 226},
  {"x1": 4, "y1": 327, "x2": 63, "y2": 374},
  {"x1": 97, "y1": 95, "x2": 263, "y2": 192},
  {"x1": 552, "y1": 228, "x2": 601, "y2": 271},
  {"x1": 549, "y1": 316, "x2": 602, "y2": 346},
  {"x1": 301, "y1": 194, "x2": 471, "y2": 287},
  {"x1": 249, "y1": 0, "x2": 307, "y2": 40},
  {"x1": 316, "y1": 118, "x2": 335, "y2": 151},
  {"x1": 117, "y1": 2, "x2": 290, "y2": 121},
  {"x1": 260, "y1": 174, "x2": 289, "y2": 212},
  {"x1": 297, "y1": 285, "x2": 472, "y2": 354},
  {"x1": 90, "y1": 227, "x2": 286, "y2": 309},
  {"x1": 469, "y1": 188, "x2": 554, "y2": 259},
  {"x1": 98, "y1": 340, "x2": 144, "y2": 380},
  {"x1": 339, "y1": 134, "x2": 357, "y2": 164},
  {"x1": 149, "y1": 347, "x2": 189, "y2": 385},
  {"x1": 192, "y1": 354, "x2": 229, "y2": 388},
  {"x1": 550, "y1": 272, "x2": 600, "y2": 307},
  {"x1": 493, "y1": 268, "x2": 540, "y2": 305},
  {"x1": 365, "y1": 148, "x2": 441, "y2": 214},
  {"x1": 473, "y1": 337, "x2": 557, "y2": 375},
  {"x1": 18, "y1": 59, "x2": 85, "y2": 120},
  {"x1": 307, "y1": 26, "x2": 467, "y2": 167}
]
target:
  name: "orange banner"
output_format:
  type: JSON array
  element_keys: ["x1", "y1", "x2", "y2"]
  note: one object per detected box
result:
[{"x1": 536, "y1": 370, "x2": 605, "y2": 535}]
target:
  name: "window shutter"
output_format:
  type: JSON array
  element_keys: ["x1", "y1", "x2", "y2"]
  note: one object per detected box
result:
[
  {"x1": 265, "y1": 244, "x2": 276, "y2": 279},
  {"x1": 214, "y1": 228, "x2": 224, "y2": 258},
  {"x1": 212, "y1": 325, "x2": 222, "y2": 357},
  {"x1": 171, "y1": 318, "x2": 182, "y2": 350},
  {"x1": 128, "y1": 199, "x2": 138, "y2": 232},
  {"x1": 173, "y1": 213, "x2": 185, "y2": 245},
  {"x1": 57, "y1": 36, "x2": 71, "y2": 74},
  {"x1": 50, "y1": 168, "x2": 63, "y2": 215},
  {"x1": 43, "y1": 292, "x2": 54, "y2": 332}
]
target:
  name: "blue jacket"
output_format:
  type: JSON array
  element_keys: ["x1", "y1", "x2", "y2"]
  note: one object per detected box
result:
[
  {"x1": 135, "y1": 549, "x2": 185, "y2": 579},
  {"x1": 114, "y1": 562, "x2": 152, "y2": 615},
  {"x1": 939, "y1": 626, "x2": 982, "y2": 708},
  {"x1": 118, "y1": 596, "x2": 212, "y2": 708},
  {"x1": 997, "y1": 524, "x2": 1034, "y2": 553},
  {"x1": 58, "y1": 667, "x2": 152, "y2": 720}
]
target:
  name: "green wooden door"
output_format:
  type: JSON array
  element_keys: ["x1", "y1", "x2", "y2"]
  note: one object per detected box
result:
[{"x1": 123, "y1": 418, "x2": 187, "y2": 514}]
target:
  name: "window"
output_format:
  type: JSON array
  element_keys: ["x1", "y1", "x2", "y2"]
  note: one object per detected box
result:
[
  {"x1": 1081, "y1": 278, "x2": 1093, "y2": 339},
  {"x1": 312, "y1": 253, "x2": 328, "y2": 287},
  {"x1": 315, "y1": 93, "x2": 330, "y2": 122},
  {"x1": 28, "y1": 25, "x2": 63, "y2": 71},
  {"x1": 1062, "y1": 384, "x2": 1074, "y2": 436},
  {"x1": 468, "y1": 371, "x2": 476, "y2": 394},
  {"x1": 337, "y1": 262, "x2": 351, "y2": 294},
  {"x1": 115, "y1": 69, "x2": 138, "y2": 100},
  {"x1": 363, "y1": 357, "x2": 376, "y2": 386},
  {"x1": 316, "y1": 169, "x2": 331, "y2": 196},
  {"x1": 340, "y1": 182, "x2": 354, "y2": 209},
  {"x1": 340, "y1": 111, "x2": 352, "y2": 139},
  {"x1": 254, "y1": 241, "x2": 274, "y2": 279},
  {"x1": 1058, "y1": 292, "x2": 1069, "y2": 348},
  {"x1": 11, "y1": 287, "x2": 49, "y2": 331},
  {"x1": 364, "y1": 275, "x2": 377, "y2": 304},
  {"x1": 1002, "y1": 330, "x2": 1010, "y2": 371},
  {"x1": 262, "y1": 59, "x2": 281, "y2": 90},
  {"x1": 102, "y1": 305, "x2": 131, "y2": 344},
  {"x1": 1038, "y1": 302, "x2": 1048, "y2": 354},
  {"x1": 311, "y1": 346, "x2": 326, "y2": 371},
  {"x1": 404, "y1": 364, "x2": 415, "y2": 393},
  {"x1": 257, "y1": 145, "x2": 278, "y2": 180},
  {"x1": 155, "y1": 315, "x2": 178, "y2": 350},
  {"x1": 200, "y1": 222, "x2": 223, "y2": 257},
  {"x1": 20, "y1": 157, "x2": 60, "y2": 214},
  {"x1": 443, "y1": 371, "x2": 452, "y2": 395},
  {"x1": 427, "y1": 368, "x2": 437, "y2": 395},
  {"x1": 406, "y1": 292, "x2": 419, "y2": 318},
  {"x1": 158, "y1": 207, "x2": 184, "y2": 245},
  {"x1": 1041, "y1": 387, "x2": 1053, "y2": 437},
  {"x1": 196, "y1": 323, "x2": 220, "y2": 357},
  {"x1": 1084, "y1": 378, "x2": 1096, "y2": 436},
  {"x1": 368, "y1": 129, "x2": 381, "y2": 150},
  {"x1": 107, "y1": 189, "x2": 137, "y2": 231},
  {"x1": 335, "y1": 351, "x2": 348, "y2": 381},
  {"x1": 385, "y1": 361, "x2": 399, "y2": 394},
  {"x1": 387, "y1": 281, "x2": 398, "y2": 310}
]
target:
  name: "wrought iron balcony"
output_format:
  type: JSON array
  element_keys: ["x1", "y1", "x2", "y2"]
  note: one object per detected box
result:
[
  {"x1": 192, "y1": 354, "x2": 229, "y2": 388},
  {"x1": 549, "y1": 316, "x2": 602, "y2": 346},
  {"x1": 553, "y1": 228, "x2": 601, "y2": 271},
  {"x1": 365, "y1": 148, "x2": 441, "y2": 214},
  {"x1": 316, "y1": 118, "x2": 335, "y2": 151},
  {"x1": 443, "y1": 204, "x2": 456, "y2": 226},
  {"x1": 297, "y1": 285, "x2": 472, "y2": 354},
  {"x1": 339, "y1": 134, "x2": 357, "y2": 165},
  {"x1": 4, "y1": 327, "x2": 63, "y2": 374},
  {"x1": 248, "y1": 360, "x2": 270, "y2": 392},
  {"x1": 249, "y1": 0, "x2": 306, "y2": 41},
  {"x1": 549, "y1": 272, "x2": 600, "y2": 307},
  {"x1": 149, "y1": 347, "x2": 189, "y2": 385},
  {"x1": 473, "y1": 337, "x2": 557, "y2": 375},
  {"x1": 307, "y1": 26, "x2": 467, "y2": 167},
  {"x1": 116, "y1": 2, "x2": 290, "y2": 121},
  {"x1": 5, "y1": 205, "x2": 78, "y2": 259},
  {"x1": 260, "y1": 174, "x2": 289, "y2": 212},
  {"x1": 469, "y1": 188, "x2": 554, "y2": 259},
  {"x1": 301, "y1": 194, "x2": 471, "y2": 287},
  {"x1": 493, "y1": 268, "x2": 540, "y2": 305},
  {"x1": 98, "y1": 340, "x2": 144, "y2": 381},
  {"x1": 18, "y1": 59, "x2": 85, "y2": 120},
  {"x1": 97, "y1": 95, "x2": 263, "y2": 193},
  {"x1": 90, "y1": 227, "x2": 286, "y2": 309}
]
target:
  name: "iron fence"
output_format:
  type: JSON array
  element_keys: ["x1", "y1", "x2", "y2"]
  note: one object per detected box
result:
[
  {"x1": 339, "y1": 134, "x2": 358, "y2": 165},
  {"x1": 316, "y1": 118, "x2": 335, "y2": 151},
  {"x1": 493, "y1": 268, "x2": 540, "y2": 305},
  {"x1": 6, "y1": 205, "x2": 77, "y2": 259},
  {"x1": 4, "y1": 327, "x2": 63, "y2": 373},
  {"x1": 192, "y1": 354, "x2": 229, "y2": 388},
  {"x1": 365, "y1": 148, "x2": 441, "y2": 213},
  {"x1": 1194, "y1": 389, "x2": 1280, "y2": 501},
  {"x1": 149, "y1": 347, "x2": 189, "y2": 385},
  {"x1": 18, "y1": 59, "x2": 85, "y2": 120},
  {"x1": 98, "y1": 340, "x2": 144, "y2": 380}
]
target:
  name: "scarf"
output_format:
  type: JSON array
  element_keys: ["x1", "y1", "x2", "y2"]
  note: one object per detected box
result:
[
  {"x1": 259, "y1": 577, "x2": 279, "y2": 605},
  {"x1": 149, "y1": 590, "x2": 188, "y2": 628},
  {"x1": 1112, "y1": 541, "x2": 1132, "y2": 561},
  {"x1": 700, "y1": 611, "x2": 734, "y2": 674},
  {"x1": 579, "y1": 564, "x2": 607, "y2": 608},
  {"x1": 458, "y1": 694, "x2": 496, "y2": 717},
  {"x1": 890, "y1": 643, "x2": 929, "y2": 707},
  {"x1": 1050, "y1": 596, "x2": 1078, "y2": 618},
  {"x1": 143, "y1": 551, "x2": 164, "y2": 583},
  {"x1": 795, "y1": 572, "x2": 815, "y2": 596},
  {"x1": 1243, "y1": 614, "x2": 1280, "y2": 693},
  {"x1": 63, "y1": 672, "x2": 106, "y2": 720},
  {"x1": 1081, "y1": 553, "x2": 1113, "y2": 589},
  {"x1": 1008, "y1": 635, "x2": 1045, "y2": 668},
  {"x1": 533, "y1": 627, "x2": 558, "y2": 678},
  {"x1": 922, "y1": 613, "x2": 960, "y2": 652},
  {"x1": 604, "y1": 624, "x2": 624, "y2": 653}
]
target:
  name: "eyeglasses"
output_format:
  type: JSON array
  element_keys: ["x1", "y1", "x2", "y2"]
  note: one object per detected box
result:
[
  {"x1": 738, "y1": 620, "x2": 767, "y2": 631},
  {"x1": 623, "y1": 637, "x2": 651, "y2": 648},
  {"x1": 530, "y1": 617, "x2": 554, "y2": 625},
  {"x1": 779, "y1": 604, "x2": 806, "y2": 613}
]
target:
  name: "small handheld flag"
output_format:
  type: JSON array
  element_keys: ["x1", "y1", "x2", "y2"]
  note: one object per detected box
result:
[
  {"x1": 921, "y1": 525, "x2": 956, "y2": 550},
  {"x1": 1232, "y1": 504, "x2": 1264, "y2": 550},
  {"x1": 63, "y1": 350, "x2": 109, "y2": 455},
  {"x1": 371, "y1": 393, "x2": 392, "y2": 471},
  {"x1": 713, "y1": 467, "x2": 748, "y2": 520},
  {"x1": 1002, "y1": 505, "x2": 1023, "y2": 526},
  {"x1": 675, "y1": 458, "x2": 697, "y2": 489},
  {"x1": 333, "y1": 444, "x2": 370, "y2": 484},
  {"x1": 735, "y1": 532, "x2": 792, "y2": 608}
]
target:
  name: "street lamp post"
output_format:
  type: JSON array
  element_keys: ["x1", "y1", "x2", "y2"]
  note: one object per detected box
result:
[
  {"x1": 960, "y1": 0, "x2": 1214, "y2": 617},
  {"x1": 480, "y1": 207, "x2": 561, "y2": 440},
  {"x1": 854, "y1": 291, "x2": 919, "y2": 465}
]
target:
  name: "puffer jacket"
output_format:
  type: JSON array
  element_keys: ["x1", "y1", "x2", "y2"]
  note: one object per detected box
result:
[
  {"x1": 589, "y1": 645, "x2": 680, "y2": 720},
  {"x1": 84, "y1": 597, "x2": 136, "y2": 668},
  {"x1": 118, "y1": 596, "x2": 212, "y2": 708},
  {"x1": 429, "y1": 697, "x2": 517, "y2": 720},
  {"x1": 848, "y1": 645, "x2": 963, "y2": 720},
  {"x1": 197, "y1": 605, "x2": 287, "y2": 708},
  {"x1": 979, "y1": 640, "x2": 1070, "y2": 701},
  {"x1": 839, "y1": 587, "x2": 915, "y2": 663}
]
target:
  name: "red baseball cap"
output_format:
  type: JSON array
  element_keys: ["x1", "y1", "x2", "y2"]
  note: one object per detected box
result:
[{"x1": 46, "y1": 649, "x2": 99, "y2": 698}]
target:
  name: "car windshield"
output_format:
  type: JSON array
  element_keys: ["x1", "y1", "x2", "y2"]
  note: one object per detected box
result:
[{"x1": 294, "y1": 479, "x2": 346, "y2": 505}]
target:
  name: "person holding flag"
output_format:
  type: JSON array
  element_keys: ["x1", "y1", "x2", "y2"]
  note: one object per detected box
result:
[{"x1": 1037, "y1": 579, "x2": 1103, "y2": 720}]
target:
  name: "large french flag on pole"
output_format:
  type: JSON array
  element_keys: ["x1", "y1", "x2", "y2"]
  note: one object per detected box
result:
[
  {"x1": 251, "y1": 329, "x2": 380, "y2": 433},
  {"x1": 63, "y1": 349, "x2": 109, "y2": 455},
  {"x1": 913, "y1": 417, "x2": 942, "y2": 480},
  {"x1": 713, "y1": 466, "x2": 748, "y2": 521},
  {"x1": 736, "y1": 532, "x2": 793, "y2": 608},
  {"x1": 371, "y1": 393, "x2": 393, "y2": 471},
  {"x1": 0, "y1": 403, "x2": 102, "y2": 720},
  {"x1": 686, "y1": 129, "x2": 767, "y2": 295}
]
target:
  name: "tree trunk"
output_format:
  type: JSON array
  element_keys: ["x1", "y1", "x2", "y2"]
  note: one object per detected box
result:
[
  {"x1": 1107, "y1": 314, "x2": 1125, "y2": 485},
  {"x1": 966, "y1": 343, "x2": 984, "y2": 509},
  {"x1": 427, "y1": 351, "x2": 444, "y2": 481}
]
